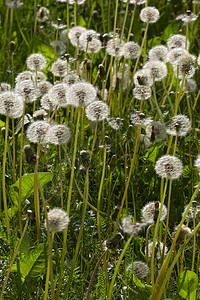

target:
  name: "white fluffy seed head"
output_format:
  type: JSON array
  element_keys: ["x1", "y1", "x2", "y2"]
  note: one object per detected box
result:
[
  {"x1": 127, "y1": 261, "x2": 149, "y2": 278},
  {"x1": 106, "y1": 38, "x2": 125, "y2": 58},
  {"x1": 155, "y1": 155, "x2": 183, "y2": 180},
  {"x1": 85, "y1": 101, "x2": 109, "y2": 121},
  {"x1": 143, "y1": 60, "x2": 167, "y2": 81},
  {"x1": 142, "y1": 201, "x2": 167, "y2": 224},
  {"x1": 140, "y1": 6, "x2": 160, "y2": 23},
  {"x1": 67, "y1": 82, "x2": 97, "y2": 107},
  {"x1": 26, "y1": 53, "x2": 47, "y2": 71},
  {"x1": 48, "y1": 83, "x2": 69, "y2": 108},
  {"x1": 133, "y1": 85, "x2": 152, "y2": 100},
  {"x1": 15, "y1": 80, "x2": 39, "y2": 103},
  {"x1": 121, "y1": 216, "x2": 145, "y2": 235},
  {"x1": 44, "y1": 208, "x2": 69, "y2": 232},
  {"x1": 46, "y1": 124, "x2": 71, "y2": 145},
  {"x1": 51, "y1": 58, "x2": 69, "y2": 77},
  {"x1": 145, "y1": 240, "x2": 168, "y2": 259},
  {"x1": 148, "y1": 45, "x2": 168, "y2": 63},
  {"x1": 26, "y1": 120, "x2": 50, "y2": 144},
  {"x1": 167, "y1": 34, "x2": 188, "y2": 50},
  {"x1": 123, "y1": 41, "x2": 141, "y2": 60},
  {"x1": 68, "y1": 26, "x2": 87, "y2": 47},
  {"x1": 134, "y1": 69, "x2": 153, "y2": 87},
  {"x1": 0, "y1": 91, "x2": 24, "y2": 119},
  {"x1": 166, "y1": 114, "x2": 191, "y2": 137}
]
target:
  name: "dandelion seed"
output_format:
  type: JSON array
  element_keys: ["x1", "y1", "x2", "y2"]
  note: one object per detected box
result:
[
  {"x1": 6, "y1": 0, "x2": 23, "y2": 8},
  {"x1": 106, "y1": 38, "x2": 125, "y2": 58},
  {"x1": 26, "y1": 120, "x2": 50, "y2": 144},
  {"x1": 140, "y1": 134, "x2": 151, "y2": 149},
  {"x1": 122, "y1": 0, "x2": 146, "y2": 4},
  {"x1": 146, "y1": 121, "x2": 167, "y2": 142},
  {"x1": 182, "y1": 202, "x2": 200, "y2": 221},
  {"x1": 51, "y1": 21, "x2": 67, "y2": 30},
  {"x1": 81, "y1": 38, "x2": 102, "y2": 54},
  {"x1": 37, "y1": 7, "x2": 50, "y2": 23},
  {"x1": 48, "y1": 83, "x2": 69, "y2": 108},
  {"x1": 46, "y1": 124, "x2": 71, "y2": 145},
  {"x1": 146, "y1": 241, "x2": 168, "y2": 259},
  {"x1": 33, "y1": 109, "x2": 47, "y2": 119},
  {"x1": 26, "y1": 53, "x2": 47, "y2": 71},
  {"x1": 67, "y1": 82, "x2": 96, "y2": 107},
  {"x1": 142, "y1": 201, "x2": 167, "y2": 224},
  {"x1": 121, "y1": 216, "x2": 145, "y2": 236},
  {"x1": 79, "y1": 29, "x2": 99, "y2": 47},
  {"x1": 148, "y1": 45, "x2": 168, "y2": 63},
  {"x1": 50, "y1": 41, "x2": 66, "y2": 56},
  {"x1": 133, "y1": 85, "x2": 152, "y2": 100},
  {"x1": 197, "y1": 54, "x2": 200, "y2": 66},
  {"x1": 134, "y1": 69, "x2": 153, "y2": 87},
  {"x1": 35, "y1": 71, "x2": 47, "y2": 82},
  {"x1": 143, "y1": 60, "x2": 167, "y2": 81},
  {"x1": 167, "y1": 34, "x2": 188, "y2": 50},
  {"x1": 0, "y1": 91, "x2": 24, "y2": 119},
  {"x1": 15, "y1": 71, "x2": 34, "y2": 84},
  {"x1": 15, "y1": 80, "x2": 39, "y2": 103},
  {"x1": 68, "y1": 26, "x2": 87, "y2": 47},
  {"x1": 155, "y1": 155, "x2": 183, "y2": 180},
  {"x1": 123, "y1": 41, "x2": 141, "y2": 60},
  {"x1": 140, "y1": 6, "x2": 160, "y2": 23},
  {"x1": 51, "y1": 58, "x2": 69, "y2": 77},
  {"x1": 44, "y1": 208, "x2": 69, "y2": 232},
  {"x1": 127, "y1": 261, "x2": 149, "y2": 279},
  {"x1": 66, "y1": 0, "x2": 86, "y2": 4},
  {"x1": 166, "y1": 114, "x2": 191, "y2": 137},
  {"x1": 85, "y1": 101, "x2": 109, "y2": 122}
]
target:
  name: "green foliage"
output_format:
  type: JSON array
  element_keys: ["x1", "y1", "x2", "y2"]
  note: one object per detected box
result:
[{"x1": 177, "y1": 270, "x2": 198, "y2": 300}]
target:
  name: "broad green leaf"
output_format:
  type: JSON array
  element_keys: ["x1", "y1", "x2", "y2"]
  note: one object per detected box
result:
[
  {"x1": 10, "y1": 172, "x2": 54, "y2": 204},
  {"x1": 162, "y1": 21, "x2": 181, "y2": 42},
  {"x1": 0, "y1": 119, "x2": 5, "y2": 127},
  {"x1": 177, "y1": 270, "x2": 198, "y2": 299},
  {"x1": 128, "y1": 274, "x2": 152, "y2": 299},
  {"x1": 77, "y1": 15, "x2": 86, "y2": 27},
  {"x1": 11, "y1": 243, "x2": 47, "y2": 280},
  {"x1": 145, "y1": 144, "x2": 163, "y2": 163}
]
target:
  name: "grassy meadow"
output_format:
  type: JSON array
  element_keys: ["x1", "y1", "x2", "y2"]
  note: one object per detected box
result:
[{"x1": 0, "y1": 0, "x2": 200, "y2": 299}]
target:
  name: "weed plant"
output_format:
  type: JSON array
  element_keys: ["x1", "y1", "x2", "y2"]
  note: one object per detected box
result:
[{"x1": 0, "y1": 0, "x2": 200, "y2": 299}]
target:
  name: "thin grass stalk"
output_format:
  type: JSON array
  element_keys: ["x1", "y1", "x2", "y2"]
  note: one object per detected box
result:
[
  {"x1": 162, "y1": 79, "x2": 174, "y2": 115},
  {"x1": 108, "y1": 235, "x2": 133, "y2": 300},
  {"x1": 192, "y1": 89, "x2": 200, "y2": 110},
  {"x1": 100, "y1": 0, "x2": 105, "y2": 32},
  {"x1": 89, "y1": 121, "x2": 98, "y2": 163},
  {"x1": 146, "y1": 224, "x2": 155, "y2": 285},
  {"x1": 113, "y1": 126, "x2": 141, "y2": 235},
  {"x1": 59, "y1": 145, "x2": 64, "y2": 208},
  {"x1": 120, "y1": 1, "x2": 129, "y2": 43},
  {"x1": 150, "y1": 178, "x2": 168, "y2": 286},
  {"x1": 44, "y1": 232, "x2": 55, "y2": 300},
  {"x1": 74, "y1": 2, "x2": 77, "y2": 26},
  {"x1": 127, "y1": 4, "x2": 137, "y2": 42},
  {"x1": 34, "y1": 156, "x2": 41, "y2": 242},
  {"x1": 113, "y1": 0, "x2": 119, "y2": 41},
  {"x1": 11, "y1": 118, "x2": 16, "y2": 182},
  {"x1": 2, "y1": 115, "x2": 11, "y2": 241},
  {"x1": 85, "y1": 249, "x2": 107, "y2": 300},
  {"x1": 66, "y1": 2, "x2": 70, "y2": 51},
  {"x1": 18, "y1": 101, "x2": 26, "y2": 235},
  {"x1": 174, "y1": 73, "x2": 186, "y2": 115},
  {"x1": 107, "y1": 0, "x2": 111, "y2": 32},
  {"x1": 151, "y1": 181, "x2": 200, "y2": 299},
  {"x1": 191, "y1": 211, "x2": 196, "y2": 272},
  {"x1": 0, "y1": 217, "x2": 29, "y2": 300},
  {"x1": 63, "y1": 168, "x2": 89, "y2": 300}
]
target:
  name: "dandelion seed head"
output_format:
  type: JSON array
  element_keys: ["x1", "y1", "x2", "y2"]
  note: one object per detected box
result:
[
  {"x1": 123, "y1": 41, "x2": 141, "y2": 60},
  {"x1": 0, "y1": 83, "x2": 11, "y2": 93},
  {"x1": 167, "y1": 34, "x2": 188, "y2": 50},
  {"x1": 176, "y1": 11, "x2": 198, "y2": 24},
  {"x1": 68, "y1": 26, "x2": 87, "y2": 47},
  {"x1": 44, "y1": 208, "x2": 69, "y2": 232},
  {"x1": 46, "y1": 124, "x2": 71, "y2": 145},
  {"x1": 67, "y1": 82, "x2": 97, "y2": 107},
  {"x1": 140, "y1": 6, "x2": 160, "y2": 23},
  {"x1": 79, "y1": 29, "x2": 99, "y2": 48},
  {"x1": 177, "y1": 53, "x2": 196, "y2": 78},
  {"x1": 166, "y1": 48, "x2": 188, "y2": 65},
  {"x1": 182, "y1": 202, "x2": 200, "y2": 221},
  {"x1": 146, "y1": 121, "x2": 167, "y2": 142},
  {"x1": 0, "y1": 91, "x2": 24, "y2": 118},
  {"x1": 51, "y1": 58, "x2": 69, "y2": 77},
  {"x1": 133, "y1": 85, "x2": 152, "y2": 100},
  {"x1": 140, "y1": 134, "x2": 151, "y2": 149},
  {"x1": 182, "y1": 79, "x2": 197, "y2": 93},
  {"x1": 174, "y1": 224, "x2": 192, "y2": 243},
  {"x1": 26, "y1": 120, "x2": 50, "y2": 144},
  {"x1": 194, "y1": 154, "x2": 200, "y2": 175},
  {"x1": 50, "y1": 41, "x2": 66, "y2": 56},
  {"x1": 26, "y1": 53, "x2": 47, "y2": 71},
  {"x1": 85, "y1": 101, "x2": 109, "y2": 122},
  {"x1": 15, "y1": 71, "x2": 34, "y2": 84},
  {"x1": 37, "y1": 7, "x2": 50, "y2": 23},
  {"x1": 148, "y1": 45, "x2": 168, "y2": 63},
  {"x1": 166, "y1": 114, "x2": 191, "y2": 137},
  {"x1": 143, "y1": 60, "x2": 167, "y2": 81},
  {"x1": 63, "y1": 71, "x2": 80, "y2": 85},
  {"x1": 155, "y1": 155, "x2": 183, "y2": 180},
  {"x1": 66, "y1": 0, "x2": 86, "y2": 4},
  {"x1": 6, "y1": 0, "x2": 23, "y2": 8},
  {"x1": 49, "y1": 83, "x2": 68, "y2": 108},
  {"x1": 130, "y1": 110, "x2": 152, "y2": 126},
  {"x1": 106, "y1": 38, "x2": 125, "y2": 58},
  {"x1": 142, "y1": 201, "x2": 167, "y2": 224},
  {"x1": 197, "y1": 54, "x2": 200, "y2": 66},
  {"x1": 107, "y1": 117, "x2": 123, "y2": 130},
  {"x1": 146, "y1": 241, "x2": 168, "y2": 259},
  {"x1": 81, "y1": 38, "x2": 102, "y2": 54},
  {"x1": 40, "y1": 94, "x2": 57, "y2": 111},
  {"x1": 38, "y1": 81, "x2": 53, "y2": 96},
  {"x1": 134, "y1": 69, "x2": 153, "y2": 87},
  {"x1": 15, "y1": 80, "x2": 39, "y2": 103},
  {"x1": 127, "y1": 261, "x2": 149, "y2": 279},
  {"x1": 121, "y1": 216, "x2": 145, "y2": 236}
]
